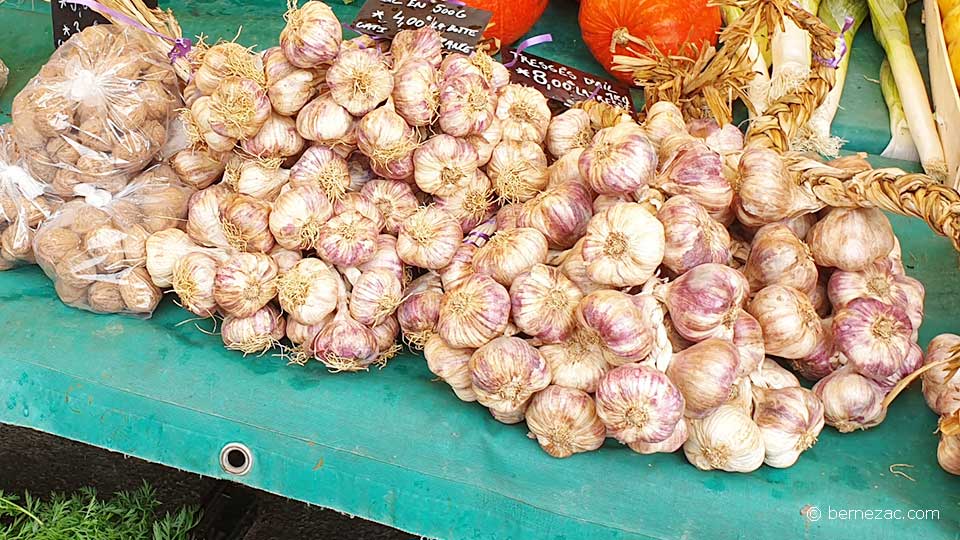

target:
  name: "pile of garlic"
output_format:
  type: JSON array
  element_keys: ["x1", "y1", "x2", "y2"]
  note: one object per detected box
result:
[{"x1": 132, "y1": 4, "x2": 934, "y2": 472}]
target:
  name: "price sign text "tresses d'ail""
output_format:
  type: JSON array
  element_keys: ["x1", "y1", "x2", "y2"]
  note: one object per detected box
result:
[{"x1": 352, "y1": 0, "x2": 492, "y2": 54}]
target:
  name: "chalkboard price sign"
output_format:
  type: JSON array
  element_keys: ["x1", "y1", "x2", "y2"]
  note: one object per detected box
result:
[
  {"x1": 51, "y1": 0, "x2": 158, "y2": 49},
  {"x1": 351, "y1": 0, "x2": 492, "y2": 54}
]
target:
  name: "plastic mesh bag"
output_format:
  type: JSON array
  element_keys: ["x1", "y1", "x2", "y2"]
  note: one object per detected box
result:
[
  {"x1": 32, "y1": 163, "x2": 194, "y2": 316},
  {"x1": 0, "y1": 125, "x2": 62, "y2": 270},
  {"x1": 11, "y1": 24, "x2": 180, "y2": 197}
]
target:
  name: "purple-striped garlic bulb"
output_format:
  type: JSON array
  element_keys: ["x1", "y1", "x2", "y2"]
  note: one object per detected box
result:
[
  {"x1": 595, "y1": 364, "x2": 685, "y2": 444},
  {"x1": 807, "y1": 207, "x2": 895, "y2": 272},
  {"x1": 437, "y1": 274, "x2": 510, "y2": 349},
  {"x1": 922, "y1": 334, "x2": 960, "y2": 415},
  {"x1": 752, "y1": 387, "x2": 824, "y2": 468},
  {"x1": 469, "y1": 336, "x2": 551, "y2": 424},
  {"x1": 658, "y1": 263, "x2": 748, "y2": 342},
  {"x1": 577, "y1": 290, "x2": 652, "y2": 364},
  {"x1": 518, "y1": 180, "x2": 594, "y2": 250},
  {"x1": 424, "y1": 334, "x2": 476, "y2": 402},
  {"x1": 525, "y1": 385, "x2": 606, "y2": 458},
  {"x1": 828, "y1": 258, "x2": 924, "y2": 332},
  {"x1": 538, "y1": 328, "x2": 610, "y2": 393},
  {"x1": 222, "y1": 304, "x2": 285, "y2": 356},
  {"x1": 579, "y1": 122, "x2": 656, "y2": 195},
  {"x1": 813, "y1": 366, "x2": 887, "y2": 432},
  {"x1": 655, "y1": 139, "x2": 732, "y2": 224},
  {"x1": 748, "y1": 285, "x2": 823, "y2": 359},
  {"x1": 832, "y1": 297, "x2": 913, "y2": 382},
  {"x1": 666, "y1": 338, "x2": 741, "y2": 419},
  {"x1": 509, "y1": 264, "x2": 583, "y2": 344},
  {"x1": 438, "y1": 73, "x2": 496, "y2": 137},
  {"x1": 743, "y1": 223, "x2": 818, "y2": 295},
  {"x1": 657, "y1": 194, "x2": 731, "y2": 276},
  {"x1": 582, "y1": 203, "x2": 665, "y2": 287},
  {"x1": 280, "y1": 0, "x2": 342, "y2": 67},
  {"x1": 472, "y1": 227, "x2": 548, "y2": 286}
]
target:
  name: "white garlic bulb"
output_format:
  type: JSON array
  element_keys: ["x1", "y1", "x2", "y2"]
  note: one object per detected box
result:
[
  {"x1": 752, "y1": 387, "x2": 824, "y2": 468},
  {"x1": 269, "y1": 185, "x2": 334, "y2": 251},
  {"x1": 595, "y1": 364, "x2": 685, "y2": 444},
  {"x1": 277, "y1": 257, "x2": 340, "y2": 325},
  {"x1": 413, "y1": 134, "x2": 479, "y2": 197},
  {"x1": 538, "y1": 329, "x2": 610, "y2": 393},
  {"x1": 748, "y1": 284, "x2": 823, "y2": 359},
  {"x1": 469, "y1": 336, "x2": 551, "y2": 424},
  {"x1": 581, "y1": 203, "x2": 664, "y2": 287},
  {"x1": 437, "y1": 274, "x2": 510, "y2": 349},
  {"x1": 807, "y1": 207, "x2": 895, "y2": 272},
  {"x1": 628, "y1": 418, "x2": 688, "y2": 455},
  {"x1": 684, "y1": 405, "x2": 765, "y2": 473},
  {"x1": 327, "y1": 49, "x2": 393, "y2": 116},
  {"x1": 545, "y1": 108, "x2": 594, "y2": 159},
  {"x1": 525, "y1": 385, "x2": 606, "y2": 458},
  {"x1": 397, "y1": 206, "x2": 464, "y2": 270},
  {"x1": 579, "y1": 122, "x2": 656, "y2": 195},
  {"x1": 496, "y1": 84, "x2": 551, "y2": 143},
  {"x1": 222, "y1": 304, "x2": 285, "y2": 356},
  {"x1": 812, "y1": 366, "x2": 887, "y2": 432},
  {"x1": 666, "y1": 339, "x2": 741, "y2": 419},
  {"x1": 472, "y1": 227, "x2": 548, "y2": 287},
  {"x1": 214, "y1": 252, "x2": 279, "y2": 318},
  {"x1": 487, "y1": 140, "x2": 549, "y2": 203},
  {"x1": 424, "y1": 334, "x2": 475, "y2": 401},
  {"x1": 509, "y1": 264, "x2": 583, "y2": 344}
]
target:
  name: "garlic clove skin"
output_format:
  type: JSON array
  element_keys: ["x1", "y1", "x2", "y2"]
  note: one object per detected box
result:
[
  {"x1": 495, "y1": 84, "x2": 551, "y2": 144},
  {"x1": 732, "y1": 312, "x2": 764, "y2": 378},
  {"x1": 579, "y1": 122, "x2": 656, "y2": 195},
  {"x1": 525, "y1": 385, "x2": 606, "y2": 458},
  {"x1": 657, "y1": 194, "x2": 731, "y2": 276},
  {"x1": 222, "y1": 304, "x2": 285, "y2": 356},
  {"x1": 538, "y1": 329, "x2": 610, "y2": 393},
  {"x1": 655, "y1": 140, "x2": 733, "y2": 224},
  {"x1": 748, "y1": 284, "x2": 823, "y2": 359},
  {"x1": 397, "y1": 206, "x2": 464, "y2": 270},
  {"x1": 269, "y1": 185, "x2": 335, "y2": 251},
  {"x1": 277, "y1": 257, "x2": 340, "y2": 325},
  {"x1": 517, "y1": 181, "x2": 594, "y2": 250},
  {"x1": 938, "y1": 432, "x2": 960, "y2": 475},
  {"x1": 750, "y1": 358, "x2": 801, "y2": 390},
  {"x1": 807, "y1": 207, "x2": 895, "y2": 272},
  {"x1": 280, "y1": 0, "x2": 342, "y2": 68},
  {"x1": 214, "y1": 252, "x2": 279, "y2": 318},
  {"x1": 487, "y1": 140, "x2": 549, "y2": 204},
  {"x1": 437, "y1": 273, "x2": 510, "y2": 349},
  {"x1": 595, "y1": 364, "x2": 685, "y2": 444},
  {"x1": 576, "y1": 290, "x2": 653, "y2": 363},
  {"x1": 667, "y1": 338, "x2": 741, "y2": 419},
  {"x1": 469, "y1": 336, "x2": 551, "y2": 424},
  {"x1": 660, "y1": 263, "x2": 748, "y2": 342},
  {"x1": 812, "y1": 366, "x2": 887, "y2": 432},
  {"x1": 472, "y1": 227, "x2": 548, "y2": 287},
  {"x1": 439, "y1": 73, "x2": 496, "y2": 137},
  {"x1": 743, "y1": 223, "x2": 818, "y2": 295},
  {"x1": 509, "y1": 264, "x2": 583, "y2": 344},
  {"x1": 424, "y1": 334, "x2": 476, "y2": 401},
  {"x1": 545, "y1": 108, "x2": 595, "y2": 159},
  {"x1": 683, "y1": 405, "x2": 765, "y2": 473},
  {"x1": 752, "y1": 387, "x2": 824, "y2": 468},
  {"x1": 413, "y1": 134, "x2": 479, "y2": 197},
  {"x1": 922, "y1": 334, "x2": 960, "y2": 415},
  {"x1": 582, "y1": 203, "x2": 664, "y2": 287},
  {"x1": 832, "y1": 297, "x2": 913, "y2": 382},
  {"x1": 628, "y1": 417, "x2": 688, "y2": 455}
]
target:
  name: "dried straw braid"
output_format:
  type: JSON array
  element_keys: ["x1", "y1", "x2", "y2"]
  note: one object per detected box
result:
[{"x1": 570, "y1": 100, "x2": 634, "y2": 130}]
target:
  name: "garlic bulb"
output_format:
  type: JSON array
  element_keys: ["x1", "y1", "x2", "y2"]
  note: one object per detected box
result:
[
  {"x1": 349, "y1": 268, "x2": 403, "y2": 326},
  {"x1": 744, "y1": 223, "x2": 817, "y2": 294},
  {"x1": 208, "y1": 77, "x2": 271, "y2": 140},
  {"x1": 833, "y1": 297, "x2": 912, "y2": 382},
  {"x1": 487, "y1": 140, "x2": 548, "y2": 203},
  {"x1": 789, "y1": 319, "x2": 844, "y2": 382},
  {"x1": 438, "y1": 273, "x2": 510, "y2": 349},
  {"x1": 398, "y1": 275, "x2": 444, "y2": 349},
  {"x1": 192, "y1": 41, "x2": 264, "y2": 95},
  {"x1": 241, "y1": 112, "x2": 304, "y2": 159},
  {"x1": 576, "y1": 290, "x2": 652, "y2": 363},
  {"x1": 171, "y1": 252, "x2": 219, "y2": 318},
  {"x1": 222, "y1": 304, "x2": 285, "y2": 355},
  {"x1": 751, "y1": 358, "x2": 801, "y2": 390},
  {"x1": 469, "y1": 336, "x2": 551, "y2": 424},
  {"x1": 465, "y1": 118, "x2": 502, "y2": 166},
  {"x1": 812, "y1": 366, "x2": 887, "y2": 432},
  {"x1": 290, "y1": 145, "x2": 352, "y2": 202},
  {"x1": 734, "y1": 146, "x2": 821, "y2": 227},
  {"x1": 357, "y1": 180, "x2": 417, "y2": 236},
  {"x1": 315, "y1": 211, "x2": 378, "y2": 267},
  {"x1": 312, "y1": 301, "x2": 380, "y2": 373},
  {"x1": 659, "y1": 263, "x2": 748, "y2": 342},
  {"x1": 272, "y1": 247, "x2": 306, "y2": 274},
  {"x1": 496, "y1": 84, "x2": 551, "y2": 143},
  {"x1": 472, "y1": 227, "x2": 548, "y2": 286},
  {"x1": 657, "y1": 195, "x2": 731, "y2": 275},
  {"x1": 145, "y1": 229, "x2": 201, "y2": 288},
  {"x1": 546, "y1": 148, "x2": 586, "y2": 188},
  {"x1": 545, "y1": 108, "x2": 594, "y2": 159},
  {"x1": 684, "y1": 405, "x2": 765, "y2": 473},
  {"x1": 581, "y1": 203, "x2": 664, "y2": 287},
  {"x1": 517, "y1": 181, "x2": 593, "y2": 250},
  {"x1": 280, "y1": 0, "x2": 342, "y2": 67},
  {"x1": 296, "y1": 95, "x2": 355, "y2": 146},
  {"x1": 433, "y1": 170, "x2": 495, "y2": 232},
  {"x1": 827, "y1": 258, "x2": 924, "y2": 331},
  {"x1": 538, "y1": 328, "x2": 610, "y2": 393},
  {"x1": 277, "y1": 257, "x2": 339, "y2": 325},
  {"x1": 220, "y1": 194, "x2": 276, "y2": 253},
  {"x1": 509, "y1": 264, "x2": 583, "y2": 344},
  {"x1": 748, "y1": 285, "x2": 823, "y2": 359},
  {"x1": 595, "y1": 364, "x2": 685, "y2": 444},
  {"x1": 667, "y1": 339, "x2": 741, "y2": 419},
  {"x1": 267, "y1": 63, "x2": 321, "y2": 117},
  {"x1": 392, "y1": 58, "x2": 439, "y2": 127},
  {"x1": 938, "y1": 432, "x2": 960, "y2": 475},
  {"x1": 357, "y1": 105, "x2": 418, "y2": 181},
  {"x1": 269, "y1": 184, "x2": 335, "y2": 251},
  {"x1": 391, "y1": 27, "x2": 443, "y2": 70},
  {"x1": 214, "y1": 252, "x2": 279, "y2": 318},
  {"x1": 656, "y1": 140, "x2": 732, "y2": 223},
  {"x1": 171, "y1": 148, "x2": 225, "y2": 190},
  {"x1": 223, "y1": 158, "x2": 289, "y2": 201},
  {"x1": 327, "y1": 49, "x2": 393, "y2": 116},
  {"x1": 643, "y1": 101, "x2": 686, "y2": 149},
  {"x1": 732, "y1": 312, "x2": 764, "y2": 378},
  {"x1": 579, "y1": 122, "x2": 656, "y2": 195},
  {"x1": 525, "y1": 386, "x2": 606, "y2": 458},
  {"x1": 557, "y1": 238, "x2": 606, "y2": 295},
  {"x1": 413, "y1": 134, "x2": 479, "y2": 196},
  {"x1": 438, "y1": 73, "x2": 496, "y2": 137},
  {"x1": 628, "y1": 418, "x2": 688, "y2": 455},
  {"x1": 334, "y1": 192, "x2": 386, "y2": 231},
  {"x1": 752, "y1": 387, "x2": 824, "y2": 468},
  {"x1": 807, "y1": 207, "x2": 895, "y2": 272},
  {"x1": 424, "y1": 334, "x2": 475, "y2": 400},
  {"x1": 353, "y1": 234, "x2": 405, "y2": 284},
  {"x1": 397, "y1": 206, "x2": 463, "y2": 270},
  {"x1": 922, "y1": 334, "x2": 960, "y2": 415}
]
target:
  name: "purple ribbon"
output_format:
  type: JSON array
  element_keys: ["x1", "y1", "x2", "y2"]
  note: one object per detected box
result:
[
  {"x1": 65, "y1": 0, "x2": 192, "y2": 61},
  {"x1": 587, "y1": 82, "x2": 602, "y2": 101},
  {"x1": 815, "y1": 15, "x2": 855, "y2": 69},
  {"x1": 504, "y1": 33, "x2": 553, "y2": 68}
]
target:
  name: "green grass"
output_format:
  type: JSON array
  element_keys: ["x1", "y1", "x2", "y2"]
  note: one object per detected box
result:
[{"x1": 0, "y1": 483, "x2": 201, "y2": 540}]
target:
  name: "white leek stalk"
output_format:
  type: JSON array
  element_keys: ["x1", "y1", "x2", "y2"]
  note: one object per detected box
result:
[
  {"x1": 879, "y1": 60, "x2": 921, "y2": 162},
  {"x1": 770, "y1": 0, "x2": 822, "y2": 100},
  {"x1": 723, "y1": 6, "x2": 772, "y2": 116},
  {"x1": 794, "y1": 0, "x2": 867, "y2": 156},
  {"x1": 868, "y1": 0, "x2": 947, "y2": 180}
]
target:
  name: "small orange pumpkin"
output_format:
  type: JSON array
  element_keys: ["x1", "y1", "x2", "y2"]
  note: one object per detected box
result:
[
  {"x1": 578, "y1": 0, "x2": 722, "y2": 84},
  {"x1": 463, "y1": 0, "x2": 550, "y2": 46}
]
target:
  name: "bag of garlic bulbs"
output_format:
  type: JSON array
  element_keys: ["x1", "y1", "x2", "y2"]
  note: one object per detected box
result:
[
  {"x1": 32, "y1": 163, "x2": 193, "y2": 316},
  {"x1": 11, "y1": 25, "x2": 180, "y2": 197},
  {"x1": 0, "y1": 125, "x2": 62, "y2": 270}
]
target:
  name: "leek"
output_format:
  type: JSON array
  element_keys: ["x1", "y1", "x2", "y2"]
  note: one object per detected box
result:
[
  {"x1": 770, "y1": 0, "x2": 822, "y2": 100},
  {"x1": 793, "y1": 0, "x2": 867, "y2": 156},
  {"x1": 868, "y1": 0, "x2": 947, "y2": 180},
  {"x1": 879, "y1": 60, "x2": 921, "y2": 161},
  {"x1": 722, "y1": 6, "x2": 772, "y2": 116}
]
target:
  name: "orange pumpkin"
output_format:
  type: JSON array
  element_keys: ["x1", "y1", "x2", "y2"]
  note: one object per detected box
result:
[
  {"x1": 579, "y1": 0, "x2": 722, "y2": 84},
  {"x1": 462, "y1": 0, "x2": 550, "y2": 46}
]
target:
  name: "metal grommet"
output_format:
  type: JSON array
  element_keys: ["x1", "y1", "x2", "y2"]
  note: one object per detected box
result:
[{"x1": 220, "y1": 442, "x2": 253, "y2": 476}]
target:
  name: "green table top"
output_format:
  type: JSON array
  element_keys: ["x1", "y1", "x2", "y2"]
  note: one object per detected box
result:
[{"x1": 0, "y1": 2, "x2": 957, "y2": 540}]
